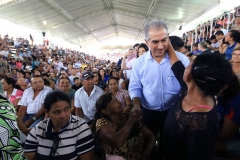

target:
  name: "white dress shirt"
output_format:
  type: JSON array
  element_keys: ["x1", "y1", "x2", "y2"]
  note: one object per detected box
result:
[
  {"x1": 74, "y1": 85, "x2": 104, "y2": 122},
  {"x1": 18, "y1": 86, "x2": 52, "y2": 114}
]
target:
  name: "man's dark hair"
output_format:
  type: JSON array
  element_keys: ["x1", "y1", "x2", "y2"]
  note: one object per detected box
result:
[
  {"x1": 221, "y1": 72, "x2": 240, "y2": 104},
  {"x1": 73, "y1": 77, "x2": 80, "y2": 82},
  {"x1": 43, "y1": 78, "x2": 50, "y2": 86},
  {"x1": 44, "y1": 91, "x2": 71, "y2": 112},
  {"x1": 169, "y1": 36, "x2": 184, "y2": 51},
  {"x1": 193, "y1": 43, "x2": 198, "y2": 47},
  {"x1": 210, "y1": 35, "x2": 216, "y2": 40},
  {"x1": 215, "y1": 30, "x2": 224, "y2": 36},
  {"x1": 133, "y1": 43, "x2": 140, "y2": 49}
]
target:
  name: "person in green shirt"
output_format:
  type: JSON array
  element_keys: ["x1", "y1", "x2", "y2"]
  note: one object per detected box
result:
[{"x1": 0, "y1": 94, "x2": 27, "y2": 160}]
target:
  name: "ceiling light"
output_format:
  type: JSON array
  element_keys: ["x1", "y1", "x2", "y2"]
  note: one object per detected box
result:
[
  {"x1": 43, "y1": 21, "x2": 46, "y2": 25},
  {"x1": 0, "y1": 0, "x2": 14, "y2": 6}
]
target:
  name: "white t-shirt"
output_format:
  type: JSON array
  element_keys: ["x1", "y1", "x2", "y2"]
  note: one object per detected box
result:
[
  {"x1": 118, "y1": 79, "x2": 124, "y2": 89},
  {"x1": 0, "y1": 50, "x2": 9, "y2": 57},
  {"x1": 211, "y1": 42, "x2": 220, "y2": 48},
  {"x1": 13, "y1": 54, "x2": 23, "y2": 60}
]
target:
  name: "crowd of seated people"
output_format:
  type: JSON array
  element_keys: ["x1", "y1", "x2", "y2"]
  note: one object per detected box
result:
[{"x1": 0, "y1": 14, "x2": 240, "y2": 160}]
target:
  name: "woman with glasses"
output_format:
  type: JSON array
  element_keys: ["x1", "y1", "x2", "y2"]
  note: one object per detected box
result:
[
  {"x1": 94, "y1": 93, "x2": 155, "y2": 160},
  {"x1": 231, "y1": 47, "x2": 240, "y2": 84},
  {"x1": 23, "y1": 91, "x2": 94, "y2": 160}
]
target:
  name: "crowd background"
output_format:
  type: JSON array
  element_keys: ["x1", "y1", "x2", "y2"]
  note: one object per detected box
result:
[{"x1": 0, "y1": 4, "x2": 240, "y2": 160}]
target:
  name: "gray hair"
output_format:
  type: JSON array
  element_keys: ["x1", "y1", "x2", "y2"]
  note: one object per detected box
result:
[
  {"x1": 144, "y1": 20, "x2": 168, "y2": 41},
  {"x1": 198, "y1": 42, "x2": 207, "y2": 49}
]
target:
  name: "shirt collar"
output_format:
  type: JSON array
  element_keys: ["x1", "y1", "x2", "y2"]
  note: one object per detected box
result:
[
  {"x1": 45, "y1": 115, "x2": 72, "y2": 138},
  {"x1": 147, "y1": 50, "x2": 170, "y2": 62},
  {"x1": 12, "y1": 88, "x2": 17, "y2": 96}
]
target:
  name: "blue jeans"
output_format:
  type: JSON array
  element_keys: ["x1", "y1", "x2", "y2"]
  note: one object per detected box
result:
[{"x1": 23, "y1": 114, "x2": 44, "y2": 128}]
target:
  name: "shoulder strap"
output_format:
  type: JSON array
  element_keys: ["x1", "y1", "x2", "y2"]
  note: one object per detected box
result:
[{"x1": 187, "y1": 105, "x2": 212, "y2": 112}]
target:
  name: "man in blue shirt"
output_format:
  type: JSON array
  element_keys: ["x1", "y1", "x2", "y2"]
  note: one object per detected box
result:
[{"x1": 129, "y1": 20, "x2": 189, "y2": 159}]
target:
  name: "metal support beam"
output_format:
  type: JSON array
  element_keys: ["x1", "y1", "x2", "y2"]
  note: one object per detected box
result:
[
  {"x1": 103, "y1": 0, "x2": 118, "y2": 37},
  {"x1": 44, "y1": 0, "x2": 100, "y2": 42},
  {"x1": 66, "y1": 24, "x2": 140, "y2": 40},
  {"x1": 0, "y1": 0, "x2": 27, "y2": 10},
  {"x1": 136, "y1": 0, "x2": 157, "y2": 40},
  {"x1": 77, "y1": 8, "x2": 180, "y2": 25}
]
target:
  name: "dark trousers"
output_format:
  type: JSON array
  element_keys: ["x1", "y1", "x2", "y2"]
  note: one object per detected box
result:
[{"x1": 142, "y1": 107, "x2": 169, "y2": 159}]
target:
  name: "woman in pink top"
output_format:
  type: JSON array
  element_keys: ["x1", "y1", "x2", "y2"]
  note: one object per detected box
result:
[
  {"x1": 16, "y1": 58, "x2": 23, "y2": 69},
  {"x1": 1, "y1": 77, "x2": 23, "y2": 110}
]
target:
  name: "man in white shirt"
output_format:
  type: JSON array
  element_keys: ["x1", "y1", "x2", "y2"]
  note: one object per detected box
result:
[
  {"x1": 14, "y1": 39, "x2": 20, "y2": 48},
  {"x1": 54, "y1": 58, "x2": 67, "y2": 74},
  {"x1": 74, "y1": 71, "x2": 104, "y2": 126},
  {"x1": 13, "y1": 49, "x2": 23, "y2": 60},
  {"x1": 0, "y1": 46, "x2": 10, "y2": 59},
  {"x1": 18, "y1": 75, "x2": 52, "y2": 127},
  {"x1": 208, "y1": 35, "x2": 220, "y2": 54}
]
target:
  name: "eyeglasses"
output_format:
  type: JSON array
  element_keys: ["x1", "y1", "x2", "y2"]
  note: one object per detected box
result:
[
  {"x1": 52, "y1": 136, "x2": 60, "y2": 157},
  {"x1": 232, "y1": 52, "x2": 240, "y2": 56}
]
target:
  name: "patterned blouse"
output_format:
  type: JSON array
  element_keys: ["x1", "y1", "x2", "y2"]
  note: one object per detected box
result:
[
  {"x1": 96, "y1": 117, "x2": 144, "y2": 160},
  {"x1": 115, "y1": 89, "x2": 130, "y2": 109}
]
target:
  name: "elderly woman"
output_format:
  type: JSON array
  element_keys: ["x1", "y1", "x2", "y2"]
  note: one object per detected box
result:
[
  {"x1": 95, "y1": 93, "x2": 155, "y2": 160},
  {"x1": 162, "y1": 42, "x2": 233, "y2": 159},
  {"x1": 231, "y1": 47, "x2": 240, "y2": 83},
  {"x1": 23, "y1": 91, "x2": 94, "y2": 160},
  {"x1": 1, "y1": 77, "x2": 23, "y2": 110},
  {"x1": 108, "y1": 77, "x2": 131, "y2": 113}
]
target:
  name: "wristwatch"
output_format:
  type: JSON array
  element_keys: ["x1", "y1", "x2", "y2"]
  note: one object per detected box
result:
[{"x1": 32, "y1": 117, "x2": 36, "y2": 121}]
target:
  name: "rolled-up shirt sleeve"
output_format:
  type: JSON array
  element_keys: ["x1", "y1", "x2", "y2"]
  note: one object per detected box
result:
[
  {"x1": 129, "y1": 61, "x2": 142, "y2": 100},
  {"x1": 24, "y1": 127, "x2": 38, "y2": 152},
  {"x1": 74, "y1": 90, "x2": 82, "y2": 108}
]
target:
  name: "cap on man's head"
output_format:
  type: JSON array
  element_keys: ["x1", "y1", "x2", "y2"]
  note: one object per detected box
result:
[
  {"x1": 215, "y1": 24, "x2": 221, "y2": 28},
  {"x1": 81, "y1": 71, "x2": 94, "y2": 80}
]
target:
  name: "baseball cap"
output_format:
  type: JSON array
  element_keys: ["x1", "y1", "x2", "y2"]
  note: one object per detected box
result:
[
  {"x1": 215, "y1": 24, "x2": 221, "y2": 28},
  {"x1": 81, "y1": 71, "x2": 94, "y2": 80}
]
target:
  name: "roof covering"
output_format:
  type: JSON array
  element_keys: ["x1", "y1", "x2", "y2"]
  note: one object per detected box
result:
[{"x1": 0, "y1": 0, "x2": 219, "y2": 48}]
